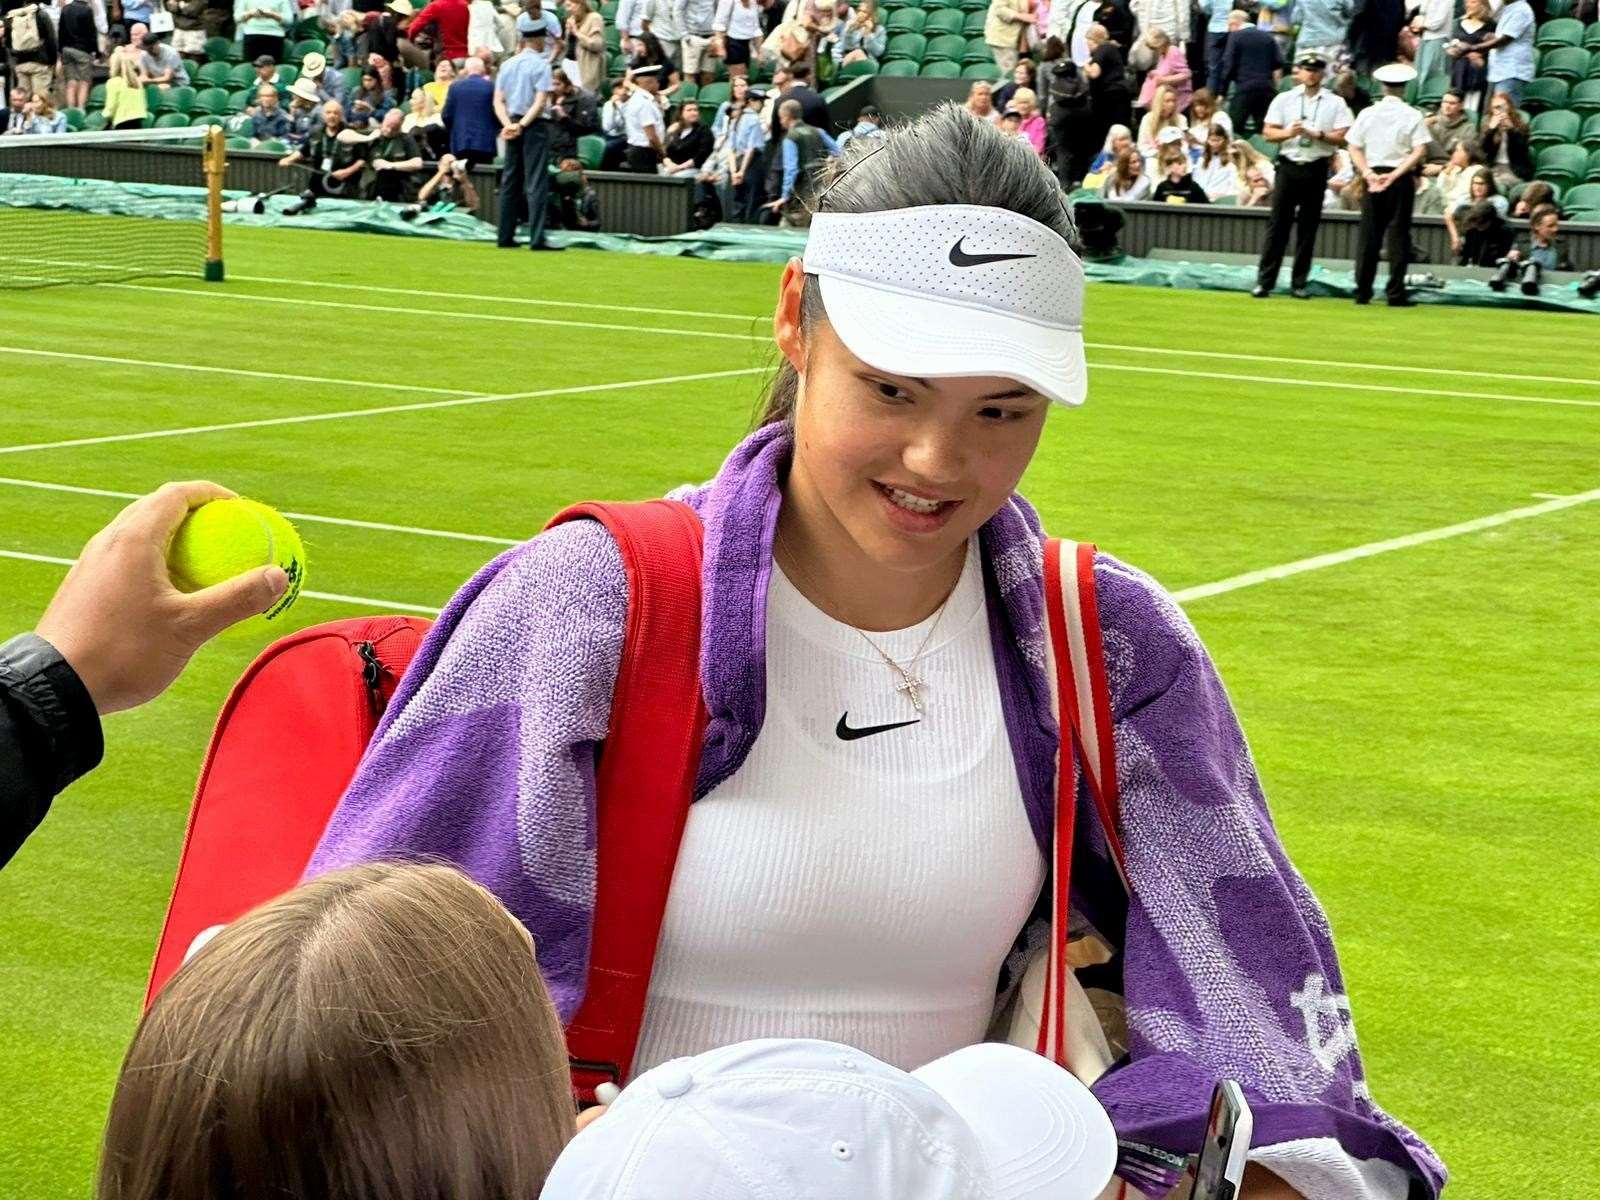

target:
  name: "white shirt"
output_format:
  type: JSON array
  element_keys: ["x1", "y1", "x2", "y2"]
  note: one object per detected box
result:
[
  {"x1": 1408, "y1": 0, "x2": 1451, "y2": 38},
  {"x1": 1265, "y1": 85, "x2": 1353, "y2": 162},
  {"x1": 1047, "y1": 0, "x2": 1096, "y2": 63},
  {"x1": 622, "y1": 86, "x2": 664, "y2": 146},
  {"x1": 1346, "y1": 93, "x2": 1431, "y2": 169},
  {"x1": 1193, "y1": 155, "x2": 1239, "y2": 199},
  {"x1": 632, "y1": 539, "x2": 1045, "y2": 1075},
  {"x1": 713, "y1": 0, "x2": 764, "y2": 38}
]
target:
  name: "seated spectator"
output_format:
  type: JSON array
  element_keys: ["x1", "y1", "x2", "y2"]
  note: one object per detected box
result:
[
  {"x1": 98, "y1": 864, "x2": 576, "y2": 1200},
  {"x1": 1238, "y1": 162, "x2": 1273, "y2": 205},
  {"x1": 277, "y1": 102, "x2": 369, "y2": 210},
  {"x1": 761, "y1": 95, "x2": 839, "y2": 225},
  {"x1": 103, "y1": 48, "x2": 150, "y2": 131},
  {"x1": 442, "y1": 55, "x2": 499, "y2": 166},
  {"x1": 599, "y1": 78, "x2": 631, "y2": 168},
  {"x1": 1135, "y1": 27, "x2": 1192, "y2": 113},
  {"x1": 1331, "y1": 67, "x2": 1370, "y2": 115},
  {"x1": 1441, "y1": 164, "x2": 1503, "y2": 257},
  {"x1": 992, "y1": 57, "x2": 1035, "y2": 112},
  {"x1": 21, "y1": 94, "x2": 68, "y2": 134},
  {"x1": 1099, "y1": 145, "x2": 1151, "y2": 199},
  {"x1": 1422, "y1": 89, "x2": 1473, "y2": 175},
  {"x1": 551, "y1": 155, "x2": 602, "y2": 228},
  {"x1": 1490, "y1": 203, "x2": 1573, "y2": 295},
  {"x1": 363, "y1": 106, "x2": 426, "y2": 200},
  {"x1": 412, "y1": 152, "x2": 481, "y2": 213},
  {"x1": 547, "y1": 71, "x2": 600, "y2": 161},
  {"x1": 248, "y1": 83, "x2": 293, "y2": 142},
  {"x1": 834, "y1": 0, "x2": 885, "y2": 63},
  {"x1": 1136, "y1": 83, "x2": 1185, "y2": 154},
  {"x1": 964, "y1": 79, "x2": 1001, "y2": 125},
  {"x1": 1151, "y1": 146, "x2": 1209, "y2": 202},
  {"x1": 2, "y1": 88, "x2": 28, "y2": 135},
  {"x1": 138, "y1": 33, "x2": 191, "y2": 87},
  {"x1": 424, "y1": 56, "x2": 458, "y2": 108},
  {"x1": 1417, "y1": 138, "x2": 1476, "y2": 214},
  {"x1": 1180, "y1": 87, "x2": 1216, "y2": 139},
  {"x1": 403, "y1": 88, "x2": 449, "y2": 158},
  {"x1": 1478, "y1": 90, "x2": 1532, "y2": 191},
  {"x1": 1228, "y1": 134, "x2": 1272, "y2": 185},
  {"x1": 996, "y1": 106, "x2": 1031, "y2": 146},
  {"x1": 1009, "y1": 85, "x2": 1045, "y2": 154},
  {"x1": 1324, "y1": 146, "x2": 1359, "y2": 208},
  {"x1": 250, "y1": 53, "x2": 283, "y2": 90},
  {"x1": 1510, "y1": 180, "x2": 1554, "y2": 220},
  {"x1": 836, "y1": 102, "x2": 885, "y2": 149},
  {"x1": 284, "y1": 79, "x2": 322, "y2": 147},
  {"x1": 346, "y1": 67, "x2": 395, "y2": 128},
  {"x1": 660, "y1": 99, "x2": 713, "y2": 173},
  {"x1": 1191, "y1": 124, "x2": 1238, "y2": 198},
  {"x1": 300, "y1": 51, "x2": 347, "y2": 105},
  {"x1": 1085, "y1": 122, "x2": 1133, "y2": 177}
]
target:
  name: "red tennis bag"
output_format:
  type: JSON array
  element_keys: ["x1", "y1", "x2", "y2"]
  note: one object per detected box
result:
[{"x1": 145, "y1": 500, "x2": 706, "y2": 1101}]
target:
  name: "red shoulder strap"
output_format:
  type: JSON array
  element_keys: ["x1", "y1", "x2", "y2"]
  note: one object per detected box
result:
[{"x1": 543, "y1": 499, "x2": 707, "y2": 1103}]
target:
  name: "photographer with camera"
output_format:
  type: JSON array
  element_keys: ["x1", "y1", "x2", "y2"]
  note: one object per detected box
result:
[
  {"x1": 276, "y1": 101, "x2": 371, "y2": 213},
  {"x1": 1489, "y1": 204, "x2": 1574, "y2": 297}
]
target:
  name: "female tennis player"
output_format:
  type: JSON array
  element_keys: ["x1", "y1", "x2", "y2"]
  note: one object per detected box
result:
[{"x1": 310, "y1": 105, "x2": 1443, "y2": 1200}]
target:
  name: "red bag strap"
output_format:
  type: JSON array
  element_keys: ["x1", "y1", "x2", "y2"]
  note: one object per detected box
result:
[
  {"x1": 543, "y1": 499, "x2": 707, "y2": 1103},
  {"x1": 1036, "y1": 538, "x2": 1126, "y2": 1068}
]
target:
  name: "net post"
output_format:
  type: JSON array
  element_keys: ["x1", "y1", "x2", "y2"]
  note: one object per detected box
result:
[{"x1": 203, "y1": 125, "x2": 225, "y2": 282}]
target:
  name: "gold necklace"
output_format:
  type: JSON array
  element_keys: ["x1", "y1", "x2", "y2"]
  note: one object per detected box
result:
[{"x1": 775, "y1": 534, "x2": 957, "y2": 715}]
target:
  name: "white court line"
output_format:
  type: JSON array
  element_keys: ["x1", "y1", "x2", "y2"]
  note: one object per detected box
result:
[
  {"x1": 0, "y1": 345, "x2": 481, "y2": 396},
  {"x1": 1173, "y1": 487, "x2": 1600, "y2": 603},
  {"x1": 0, "y1": 365, "x2": 770, "y2": 456},
  {"x1": 0, "y1": 477, "x2": 522, "y2": 547},
  {"x1": 0, "y1": 548, "x2": 443, "y2": 614}
]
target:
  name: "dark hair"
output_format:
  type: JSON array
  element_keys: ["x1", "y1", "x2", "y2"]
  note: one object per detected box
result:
[
  {"x1": 99, "y1": 864, "x2": 575, "y2": 1200},
  {"x1": 790, "y1": 61, "x2": 812, "y2": 81},
  {"x1": 1529, "y1": 202, "x2": 1559, "y2": 225},
  {"x1": 758, "y1": 103, "x2": 1075, "y2": 426}
]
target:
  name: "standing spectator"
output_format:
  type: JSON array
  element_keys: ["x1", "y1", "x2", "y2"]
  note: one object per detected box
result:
[
  {"x1": 566, "y1": 0, "x2": 606, "y2": 89},
  {"x1": 468, "y1": 0, "x2": 506, "y2": 61},
  {"x1": 620, "y1": 62, "x2": 666, "y2": 170},
  {"x1": 494, "y1": 13, "x2": 557, "y2": 249},
  {"x1": 1346, "y1": 61, "x2": 1430, "y2": 305},
  {"x1": 202, "y1": 0, "x2": 234, "y2": 43},
  {"x1": 1092, "y1": 0, "x2": 1131, "y2": 50},
  {"x1": 675, "y1": 0, "x2": 718, "y2": 83},
  {"x1": 1219, "y1": 8, "x2": 1280, "y2": 135},
  {"x1": 1135, "y1": 27, "x2": 1192, "y2": 114},
  {"x1": 364, "y1": 105, "x2": 425, "y2": 198},
  {"x1": 833, "y1": 0, "x2": 883, "y2": 64},
  {"x1": 660, "y1": 97, "x2": 712, "y2": 170},
  {"x1": 1081, "y1": 23, "x2": 1130, "y2": 161},
  {"x1": 248, "y1": 81, "x2": 293, "y2": 139},
  {"x1": 546, "y1": 70, "x2": 598, "y2": 158},
  {"x1": 21, "y1": 93, "x2": 67, "y2": 133},
  {"x1": 1477, "y1": 90, "x2": 1531, "y2": 191},
  {"x1": 1406, "y1": 0, "x2": 1450, "y2": 85},
  {"x1": 1479, "y1": 0, "x2": 1532, "y2": 109},
  {"x1": 1130, "y1": 0, "x2": 1187, "y2": 46},
  {"x1": 138, "y1": 30, "x2": 190, "y2": 85},
  {"x1": 233, "y1": 0, "x2": 293, "y2": 62},
  {"x1": 1421, "y1": 88, "x2": 1471, "y2": 173},
  {"x1": 642, "y1": 0, "x2": 683, "y2": 69},
  {"x1": 442, "y1": 54, "x2": 498, "y2": 163},
  {"x1": 983, "y1": 0, "x2": 1031, "y2": 75},
  {"x1": 102, "y1": 46, "x2": 149, "y2": 128},
  {"x1": 56, "y1": 0, "x2": 98, "y2": 112},
  {"x1": 1136, "y1": 83, "x2": 1185, "y2": 153},
  {"x1": 1047, "y1": 0, "x2": 1094, "y2": 63},
  {"x1": 1256, "y1": 0, "x2": 1294, "y2": 58},
  {"x1": 1444, "y1": 0, "x2": 1493, "y2": 114},
  {"x1": 1100, "y1": 144, "x2": 1151, "y2": 198},
  {"x1": 408, "y1": 0, "x2": 470, "y2": 59},
  {"x1": 702, "y1": 74, "x2": 765, "y2": 219},
  {"x1": 5, "y1": 2, "x2": 58, "y2": 98},
  {"x1": 712, "y1": 0, "x2": 763, "y2": 77},
  {"x1": 165, "y1": 0, "x2": 209, "y2": 62},
  {"x1": 965, "y1": 79, "x2": 1000, "y2": 123},
  {"x1": 1196, "y1": 0, "x2": 1231, "y2": 93},
  {"x1": 1292, "y1": 0, "x2": 1352, "y2": 63},
  {"x1": 1347, "y1": 0, "x2": 1406, "y2": 74},
  {"x1": 1252, "y1": 51, "x2": 1351, "y2": 298},
  {"x1": 761, "y1": 94, "x2": 836, "y2": 222}
]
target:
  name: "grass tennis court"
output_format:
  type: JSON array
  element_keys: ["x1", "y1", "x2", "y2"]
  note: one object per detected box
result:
[{"x1": 2, "y1": 222, "x2": 1597, "y2": 1197}]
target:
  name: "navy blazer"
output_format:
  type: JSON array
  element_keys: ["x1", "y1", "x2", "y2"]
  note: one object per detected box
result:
[{"x1": 443, "y1": 74, "x2": 499, "y2": 158}]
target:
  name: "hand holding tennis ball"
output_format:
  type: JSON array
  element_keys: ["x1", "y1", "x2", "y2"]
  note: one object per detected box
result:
[
  {"x1": 167, "y1": 497, "x2": 306, "y2": 620},
  {"x1": 34, "y1": 483, "x2": 301, "y2": 715}
]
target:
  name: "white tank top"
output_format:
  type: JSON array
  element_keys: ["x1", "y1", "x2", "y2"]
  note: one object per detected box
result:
[{"x1": 632, "y1": 539, "x2": 1046, "y2": 1074}]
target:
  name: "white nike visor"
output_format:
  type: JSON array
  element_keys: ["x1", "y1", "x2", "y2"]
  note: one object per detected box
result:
[{"x1": 801, "y1": 203, "x2": 1088, "y2": 406}]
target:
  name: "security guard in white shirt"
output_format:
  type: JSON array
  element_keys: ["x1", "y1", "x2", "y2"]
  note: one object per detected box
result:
[
  {"x1": 1252, "y1": 51, "x2": 1353, "y2": 299},
  {"x1": 621, "y1": 64, "x2": 668, "y2": 173},
  {"x1": 1345, "y1": 62, "x2": 1433, "y2": 306}
]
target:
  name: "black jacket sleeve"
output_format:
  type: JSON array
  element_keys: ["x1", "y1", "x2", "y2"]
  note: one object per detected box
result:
[{"x1": 0, "y1": 633, "x2": 104, "y2": 870}]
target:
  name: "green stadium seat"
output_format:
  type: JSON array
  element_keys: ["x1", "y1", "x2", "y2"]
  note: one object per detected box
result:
[
  {"x1": 879, "y1": 57, "x2": 921, "y2": 76},
  {"x1": 144, "y1": 84, "x2": 161, "y2": 111},
  {"x1": 192, "y1": 86, "x2": 229, "y2": 114},
  {"x1": 226, "y1": 135, "x2": 252, "y2": 149},
  {"x1": 1540, "y1": 45, "x2": 1590, "y2": 81},
  {"x1": 1571, "y1": 78, "x2": 1600, "y2": 115},
  {"x1": 1565, "y1": 206, "x2": 1600, "y2": 220},
  {"x1": 923, "y1": 8, "x2": 964, "y2": 35},
  {"x1": 1587, "y1": 48, "x2": 1600, "y2": 77},
  {"x1": 88, "y1": 82, "x2": 107, "y2": 108},
  {"x1": 961, "y1": 9, "x2": 985, "y2": 35},
  {"x1": 225, "y1": 88, "x2": 253, "y2": 114},
  {"x1": 205, "y1": 36, "x2": 238, "y2": 62},
  {"x1": 1249, "y1": 132, "x2": 1278, "y2": 160},
  {"x1": 884, "y1": 32, "x2": 927, "y2": 60},
  {"x1": 1537, "y1": 18, "x2": 1584, "y2": 49},
  {"x1": 576, "y1": 134, "x2": 605, "y2": 169},
  {"x1": 599, "y1": 0, "x2": 617, "y2": 17},
  {"x1": 157, "y1": 85, "x2": 195, "y2": 114},
  {"x1": 195, "y1": 61, "x2": 231, "y2": 88},
  {"x1": 1588, "y1": 145, "x2": 1600, "y2": 177},
  {"x1": 188, "y1": 113, "x2": 215, "y2": 126},
  {"x1": 1563, "y1": 181, "x2": 1600, "y2": 209},
  {"x1": 674, "y1": 81, "x2": 699, "y2": 102},
  {"x1": 960, "y1": 61, "x2": 1000, "y2": 80},
  {"x1": 255, "y1": 139, "x2": 288, "y2": 154},
  {"x1": 604, "y1": 25, "x2": 621, "y2": 51},
  {"x1": 1521, "y1": 77, "x2": 1569, "y2": 113},
  {"x1": 919, "y1": 59, "x2": 961, "y2": 76},
  {"x1": 1587, "y1": 21, "x2": 1600, "y2": 49},
  {"x1": 961, "y1": 35, "x2": 992, "y2": 63},
  {"x1": 956, "y1": 0, "x2": 988, "y2": 11},
  {"x1": 886, "y1": 8, "x2": 926, "y2": 33},
  {"x1": 608, "y1": 50, "x2": 628, "y2": 77},
  {"x1": 697, "y1": 81, "x2": 731, "y2": 108},
  {"x1": 840, "y1": 57, "x2": 881, "y2": 76},
  {"x1": 341, "y1": 67, "x2": 363, "y2": 91},
  {"x1": 1531, "y1": 109, "x2": 1582, "y2": 149},
  {"x1": 228, "y1": 62, "x2": 259, "y2": 89},
  {"x1": 1583, "y1": 113, "x2": 1600, "y2": 146},
  {"x1": 277, "y1": 65, "x2": 299, "y2": 86},
  {"x1": 63, "y1": 106, "x2": 85, "y2": 130},
  {"x1": 84, "y1": 111, "x2": 107, "y2": 131},
  {"x1": 922, "y1": 33, "x2": 967, "y2": 62},
  {"x1": 153, "y1": 112, "x2": 191, "y2": 128},
  {"x1": 1412, "y1": 74, "x2": 1446, "y2": 109},
  {"x1": 1537, "y1": 142, "x2": 1589, "y2": 188},
  {"x1": 290, "y1": 38, "x2": 325, "y2": 63},
  {"x1": 1546, "y1": 0, "x2": 1576, "y2": 15}
]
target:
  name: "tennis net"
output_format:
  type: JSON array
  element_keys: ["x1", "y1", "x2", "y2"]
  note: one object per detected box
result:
[{"x1": 0, "y1": 125, "x2": 225, "y2": 290}]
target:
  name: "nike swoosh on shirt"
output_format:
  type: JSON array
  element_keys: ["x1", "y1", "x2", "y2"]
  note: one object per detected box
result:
[
  {"x1": 948, "y1": 237, "x2": 1038, "y2": 267},
  {"x1": 835, "y1": 713, "x2": 922, "y2": 741}
]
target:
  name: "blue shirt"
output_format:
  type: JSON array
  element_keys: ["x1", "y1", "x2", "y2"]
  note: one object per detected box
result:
[
  {"x1": 1202, "y1": 0, "x2": 1233, "y2": 34},
  {"x1": 779, "y1": 126, "x2": 840, "y2": 199},
  {"x1": 1293, "y1": 0, "x2": 1353, "y2": 50},
  {"x1": 1487, "y1": 0, "x2": 1534, "y2": 83},
  {"x1": 496, "y1": 48, "x2": 554, "y2": 118}
]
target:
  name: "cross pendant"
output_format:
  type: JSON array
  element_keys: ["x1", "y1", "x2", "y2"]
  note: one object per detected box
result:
[{"x1": 895, "y1": 672, "x2": 926, "y2": 714}]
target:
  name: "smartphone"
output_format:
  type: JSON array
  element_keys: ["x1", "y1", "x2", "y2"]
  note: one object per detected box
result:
[{"x1": 1191, "y1": 1080, "x2": 1252, "y2": 1200}]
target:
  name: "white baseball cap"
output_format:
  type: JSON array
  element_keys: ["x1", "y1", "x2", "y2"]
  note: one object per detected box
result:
[
  {"x1": 541, "y1": 1038, "x2": 1119, "y2": 1200},
  {"x1": 801, "y1": 204, "x2": 1088, "y2": 407}
]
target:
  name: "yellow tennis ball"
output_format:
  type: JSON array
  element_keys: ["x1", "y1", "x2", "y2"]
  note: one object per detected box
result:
[{"x1": 167, "y1": 498, "x2": 306, "y2": 621}]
